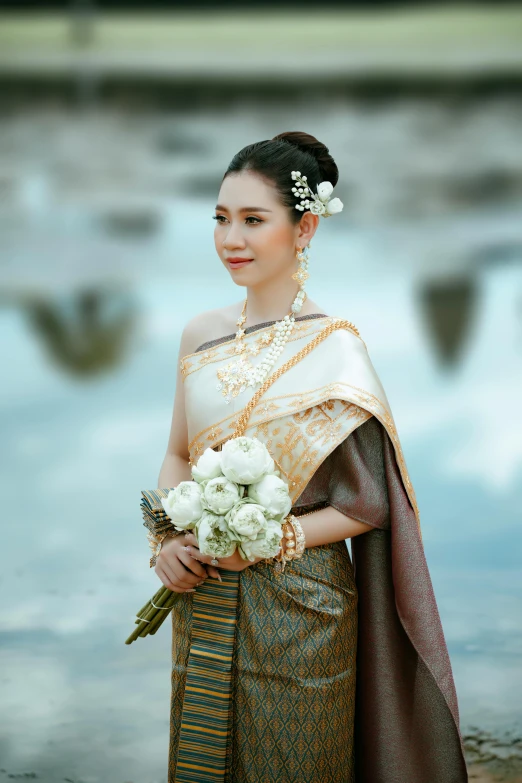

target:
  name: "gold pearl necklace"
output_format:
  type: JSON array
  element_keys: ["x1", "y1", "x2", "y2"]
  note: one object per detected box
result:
[
  {"x1": 216, "y1": 298, "x2": 298, "y2": 404},
  {"x1": 216, "y1": 246, "x2": 310, "y2": 404}
]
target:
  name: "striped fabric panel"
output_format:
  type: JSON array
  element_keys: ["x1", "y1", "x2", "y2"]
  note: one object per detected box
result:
[
  {"x1": 141, "y1": 488, "x2": 180, "y2": 536},
  {"x1": 141, "y1": 487, "x2": 172, "y2": 512},
  {"x1": 174, "y1": 569, "x2": 240, "y2": 783}
]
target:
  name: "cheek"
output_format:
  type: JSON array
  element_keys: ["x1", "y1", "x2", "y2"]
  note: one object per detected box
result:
[
  {"x1": 256, "y1": 223, "x2": 292, "y2": 252},
  {"x1": 214, "y1": 226, "x2": 224, "y2": 253}
]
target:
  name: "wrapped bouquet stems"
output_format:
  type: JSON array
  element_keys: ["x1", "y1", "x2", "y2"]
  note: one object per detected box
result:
[{"x1": 125, "y1": 585, "x2": 178, "y2": 644}]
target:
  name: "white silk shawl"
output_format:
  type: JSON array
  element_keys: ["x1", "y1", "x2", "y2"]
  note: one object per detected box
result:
[{"x1": 180, "y1": 315, "x2": 421, "y2": 534}]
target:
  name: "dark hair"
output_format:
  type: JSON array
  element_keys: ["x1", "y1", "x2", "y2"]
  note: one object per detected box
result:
[{"x1": 222, "y1": 131, "x2": 339, "y2": 224}]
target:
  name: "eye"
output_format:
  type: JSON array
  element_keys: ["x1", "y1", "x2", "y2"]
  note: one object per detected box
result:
[{"x1": 212, "y1": 215, "x2": 263, "y2": 225}]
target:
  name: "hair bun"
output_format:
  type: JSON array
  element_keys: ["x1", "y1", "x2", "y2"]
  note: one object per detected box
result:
[{"x1": 272, "y1": 131, "x2": 339, "y2": 187}]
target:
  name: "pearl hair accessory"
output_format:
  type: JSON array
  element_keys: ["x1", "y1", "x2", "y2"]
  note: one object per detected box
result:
[{"x1": 291, "y1": 170, "x2": 343, "y2": 217}]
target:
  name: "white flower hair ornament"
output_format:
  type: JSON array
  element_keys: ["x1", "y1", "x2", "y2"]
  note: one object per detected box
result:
[{"x1": 291, "y1": 170, "x2": 343, "y2": 217}]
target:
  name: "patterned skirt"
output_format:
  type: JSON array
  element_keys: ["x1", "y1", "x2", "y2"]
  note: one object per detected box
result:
[{"x1": 168, "y1": 539, "x2": 358, "y2": 783}]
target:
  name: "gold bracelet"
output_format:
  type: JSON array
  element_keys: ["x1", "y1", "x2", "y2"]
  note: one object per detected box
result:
[
  {"x1": 272, "y1": 512, "x2": 307, "y2": 573},
  {"x1": 147, "y1": 529, "x2": 181, "y2": 568},
  {"x1": 262, "y1": 507, "x2": 317, "y2": 570},
  {"x1": 273, "y1": 518, "x2": 295, "y2": 573},
  {"x1": 289, "y1": 514, "x2": 306, "y2": 559}
]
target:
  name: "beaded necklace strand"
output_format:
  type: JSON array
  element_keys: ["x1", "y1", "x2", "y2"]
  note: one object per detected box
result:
[{"x1": 216, "y1": 246, "x2": 310, "y2": 404}]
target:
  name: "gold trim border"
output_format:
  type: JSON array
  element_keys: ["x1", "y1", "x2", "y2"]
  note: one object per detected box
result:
[{"x1": 180, "y1": 315, "x2": 365, "y2": 381}]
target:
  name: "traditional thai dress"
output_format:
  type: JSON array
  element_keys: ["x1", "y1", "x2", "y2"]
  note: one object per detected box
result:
[{"x1": 168, "y1": 313, "x2": 468, "y2": 783}]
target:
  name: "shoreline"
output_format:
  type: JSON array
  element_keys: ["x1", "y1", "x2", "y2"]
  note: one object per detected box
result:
[
  {"x1": 465, "y1": 727, "x2": 522, "y2": 782},
  {"x1": 0, "y1": 6, "x2": 521, "y2": 99}
]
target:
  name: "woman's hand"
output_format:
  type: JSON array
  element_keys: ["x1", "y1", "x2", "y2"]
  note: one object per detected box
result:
[
  {"x1": 182, "y1": 531, "x2": 265, "y2": 573},
  {"x1": 154, "y1": 534, "x2": 221, "y2": 593}
]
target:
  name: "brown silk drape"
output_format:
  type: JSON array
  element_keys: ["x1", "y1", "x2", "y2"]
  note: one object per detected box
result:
[{"x1": 295, "y1": 415, "x2": 468, "y2": 782}]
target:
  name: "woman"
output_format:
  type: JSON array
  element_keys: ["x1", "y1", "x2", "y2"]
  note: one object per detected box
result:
[{"x1": 156, "y1": 132, "x2": 468, "y2": 783}]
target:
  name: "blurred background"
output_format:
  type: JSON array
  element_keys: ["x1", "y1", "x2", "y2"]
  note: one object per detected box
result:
[{"x1": 1, "y1": 1, "x2": 521, "y2": 782}]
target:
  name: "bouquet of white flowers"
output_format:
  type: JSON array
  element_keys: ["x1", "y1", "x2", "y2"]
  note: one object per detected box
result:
[{"x1": 125, "y1": 436, "x2": 291, "y2": 644}]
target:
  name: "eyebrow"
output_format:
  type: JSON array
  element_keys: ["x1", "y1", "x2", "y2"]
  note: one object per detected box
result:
[{"x1": 215, "y1": 205, "x2": 273, "y2": 213}]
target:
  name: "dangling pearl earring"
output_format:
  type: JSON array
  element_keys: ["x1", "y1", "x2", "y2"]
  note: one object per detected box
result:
[{"x1": 291, "y1": 240, "x2": 311, "y2": 313}]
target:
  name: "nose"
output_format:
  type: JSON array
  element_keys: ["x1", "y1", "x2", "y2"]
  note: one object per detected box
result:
[{"x1": 221, "y1": 220, "x2": 247, "y2": 250}]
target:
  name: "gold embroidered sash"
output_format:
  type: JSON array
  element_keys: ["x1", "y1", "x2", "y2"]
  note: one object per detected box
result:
[{"x1": 181, "y1": 315, "x2": 420, "y2": 530}]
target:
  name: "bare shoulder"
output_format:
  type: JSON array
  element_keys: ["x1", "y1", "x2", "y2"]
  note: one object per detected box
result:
[
  {"x1": 180, "y1": 303, "x2": 241, "y2": 356},
  {"x1": 301, "y1": 298, "x2": 328, "y2": 316}
]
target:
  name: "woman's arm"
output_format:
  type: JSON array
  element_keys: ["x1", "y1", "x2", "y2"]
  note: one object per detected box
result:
[
  {"x1": 293, "y1": 505, "x2": 373, "y2": 549},
  {"x1": 284, "y1": 415, "x2": 390, "y2": 551},
  {"x1": 158, "y1": 307, "x2": 232, "y2": 477},
  {"x1": 158, "y1": 323, "x2": 195, "y2": 478},
  {"x1": 158, "y1": 452, "x2": 192, "y2": 488},
  {"x1": 156, "y1": 316, "x2": 222, "y2": 585},
  {"x1": 157, "y1": 312, "x2": 213, "y2": 483}
]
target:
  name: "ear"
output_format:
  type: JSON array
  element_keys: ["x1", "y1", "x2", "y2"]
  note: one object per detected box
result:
[{"x1": 296, "y1": 212, "x2": 319, "y2": 248}]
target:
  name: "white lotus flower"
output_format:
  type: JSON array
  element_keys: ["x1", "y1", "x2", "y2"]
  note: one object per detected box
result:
[
  {"x1": 196, "y1": 511, "x2": 237, "y2": 559},
  {"x1": 247, "y1": 474, "x2": 292, "y2": 521},
  {"x1": 326, "y1": 197, "x2": 343, "y2": 215},
  {"x1": 220, "y1": 436, "x2": 274, "y2": 485},
  {"x1": 239, "y1": 519, "x2": 284, "y2": 562},
  {"x1": 317, "y1": 181, "x2": 334, "y2": 201},
  {"x1": 191, "y1": 447, "x2": 223, "y2": 483},
  {"x1": 161, "y1": 481, "x2": 203, "y2": 530},
  {"x1": 227, "y1": 502, "x2": 268, "y2": 539},
  {"x1": 204, "y1": 476, "x2": 240, "y2": 514}
]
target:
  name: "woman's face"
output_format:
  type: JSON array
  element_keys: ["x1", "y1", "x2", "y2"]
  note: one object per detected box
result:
[{"x1": 214, "y1": 170, "x2": 317, "y2": 286}]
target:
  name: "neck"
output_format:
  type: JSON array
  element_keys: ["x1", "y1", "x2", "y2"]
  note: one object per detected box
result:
[{"x1": 244, "y1": 278, "x2": 305, "y2": 328}]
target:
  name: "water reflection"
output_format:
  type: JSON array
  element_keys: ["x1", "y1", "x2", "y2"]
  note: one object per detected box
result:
[
  {"x1": 419, "y1": 274, "x2": 480, "y2": 367},
  {"x1": 23, "y1": 288, "x2": 137, "y2": 376}
]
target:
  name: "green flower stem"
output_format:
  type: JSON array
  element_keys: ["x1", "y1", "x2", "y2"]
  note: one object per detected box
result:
[
  {"x1": 143, "y1": 584, "x2": 172, "y2": 618},
  {"x1": 141, "y1": 589, "x2": 181, "y2": 637},
  {"x1": 133, "y1": 585, "x2": 169, "y2": 624},
  {"x1": 147, "y1": 593, "x2": 182, "y2": 636},
  {"x1": 125, "y1": 585, "x2": 175, "y2": 644},
  {"x1": 134, "y1": 597, "x2": 155, "y2": 623}
]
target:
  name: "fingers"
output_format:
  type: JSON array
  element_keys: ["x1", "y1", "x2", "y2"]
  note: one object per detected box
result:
[
  {"x1": 156, "y1": 551, "x2": 206, "y2": 591},
  {"x1": 158, "y1": 538, "x2": 205, "y2": 582},
  {"x1": 182, "y1": 532, "x2": 222, "y2": 581},
  {"x1": 155, "y1": 564, "x2": 197, "y2": 593},
  {"x1": 182, "y1": 539, "x2": 213, "y2": 567},
  {"x1": 178, "y1": 547, "x2": 209, "y2": 578},
  {"x1": 184, "y1": 544, "x2": 222, "y2": 571}
]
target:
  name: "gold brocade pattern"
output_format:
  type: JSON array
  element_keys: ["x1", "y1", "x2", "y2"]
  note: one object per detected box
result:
[
  {"x1": 189, "y1": 396, "x2": 419, "y2": 537},
  {"x1": 169, "y1": 540, "x2": 358, "y2": 783},
  {"x1": 233, "y1": 398, "x2": 371, "y2": 500}
]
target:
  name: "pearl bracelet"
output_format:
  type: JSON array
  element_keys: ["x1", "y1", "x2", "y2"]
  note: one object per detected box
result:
[{"x1": 271, "y1": 510, "x2": 311, "y2": 573}]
